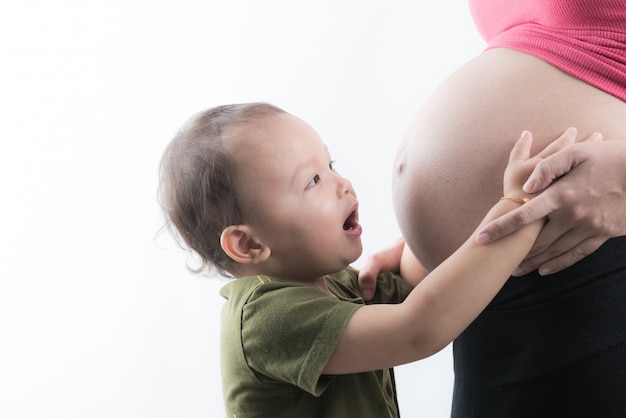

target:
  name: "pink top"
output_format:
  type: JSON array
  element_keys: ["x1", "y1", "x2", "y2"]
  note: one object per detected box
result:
[{"x1": 469, "y1": 0, "x2": 626, "y2": 101}]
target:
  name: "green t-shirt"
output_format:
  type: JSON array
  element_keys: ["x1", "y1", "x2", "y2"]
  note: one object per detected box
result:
[{"x1": 219, "y1": 266, "x2": 414, "y2": 418}]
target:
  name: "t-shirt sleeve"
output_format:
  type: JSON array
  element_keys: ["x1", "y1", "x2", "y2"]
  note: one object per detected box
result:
[
  {"x1": 332, "y1": 266, "x2": 414, "y2": 305},
  {"x1": 371, "y1": 270, "x2": 415, "y2": 304},
  {"x1": 241, "y1": 283, "x2": 361, "y2": 396}
]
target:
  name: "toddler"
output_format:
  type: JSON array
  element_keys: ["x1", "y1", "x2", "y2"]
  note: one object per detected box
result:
[{"x1": 159, "y1": 102, "x2": 570, "y2": 417}]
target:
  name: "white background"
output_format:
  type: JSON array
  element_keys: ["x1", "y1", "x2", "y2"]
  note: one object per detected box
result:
[{"x1": 0, "y1": 1, "x2": 484, "y2": 417}]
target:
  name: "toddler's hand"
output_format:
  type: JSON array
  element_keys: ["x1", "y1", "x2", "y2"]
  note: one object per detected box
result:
[
  {"x1": 357, "y1": 238, "x2": 406, "y2": 301},
  {"x1": 502, "y1": 128, "x2": 577, "y2": 199}
]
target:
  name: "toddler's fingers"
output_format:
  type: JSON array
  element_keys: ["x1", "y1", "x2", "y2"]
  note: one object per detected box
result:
[
  {"x1": 357, "y1": 269, "x2": 377, "y2": 301},
  {"x1": 508, "y1": 130, "x2": 533, "y2": 163},
  {"x1": 534, "y1": 127, "x2": 577, "y2": 159}
]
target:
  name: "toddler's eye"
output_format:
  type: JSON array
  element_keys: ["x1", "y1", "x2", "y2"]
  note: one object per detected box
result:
[
  {"x1": 306, "y1": 174, "x2": 321, "y2": 189},
  {"x1": 329, "y1": 160, "x2": 337, "y2": 171}
]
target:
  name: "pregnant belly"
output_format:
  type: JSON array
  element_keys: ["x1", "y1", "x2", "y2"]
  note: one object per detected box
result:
[{"x1": 393, "y1": 48, "x2": 626, "y2": 271}]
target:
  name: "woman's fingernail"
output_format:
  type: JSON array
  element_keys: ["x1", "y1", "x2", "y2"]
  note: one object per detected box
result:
[
  {"x1": 523, "y1": 179, "x2": 536, "y2": 192},
  {"x1": 539, "y1": 266, "x2": 551, "y2": 276},
  {"x1": 476, "y1": 231, "x2": 490, "y2": 244},
  {"x1": 512, "y1": 267, "x2": 524, "y2": 276}
]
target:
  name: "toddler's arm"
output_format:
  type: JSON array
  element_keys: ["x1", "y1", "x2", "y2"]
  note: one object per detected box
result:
[{"x1": 323, "y1": 129, "x2": 571, "y2": 375}]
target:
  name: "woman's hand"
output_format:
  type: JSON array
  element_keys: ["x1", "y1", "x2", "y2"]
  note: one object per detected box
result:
[
  {"x1": 501, "y1": 129, "x2": 573, "y2": 200},
  {"x1": 477, "y1": 133, "x2": 626, "y2": 276}
]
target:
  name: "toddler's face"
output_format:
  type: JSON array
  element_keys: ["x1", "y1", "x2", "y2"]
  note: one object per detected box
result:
[{"x1": 229, "y1": 113, "x2": 363, "y2": 279}]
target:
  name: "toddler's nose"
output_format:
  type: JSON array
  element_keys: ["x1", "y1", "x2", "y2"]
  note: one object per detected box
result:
[{"x1": 336, "y1": 175, "x2": 354, "y2": 198}]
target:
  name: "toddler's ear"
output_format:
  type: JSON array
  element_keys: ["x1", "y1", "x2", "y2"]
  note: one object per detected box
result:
[{"x1": 220, "y1": 225, "x2": 271, "y2": 264}]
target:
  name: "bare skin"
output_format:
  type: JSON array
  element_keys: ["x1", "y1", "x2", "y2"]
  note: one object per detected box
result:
[
  {"x1": 478, "y1": 138, "x2": 626, "y2": 275},
  {"x1": 392, "y1": 48, "x2": 626, "y2": 276}
]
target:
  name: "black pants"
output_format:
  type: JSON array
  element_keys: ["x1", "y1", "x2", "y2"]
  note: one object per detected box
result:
[{"x1": 452, "y1": 237, "x2": 626, "y2": 418}]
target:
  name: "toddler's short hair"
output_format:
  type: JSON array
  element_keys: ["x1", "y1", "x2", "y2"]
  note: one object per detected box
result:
[{"x1": 158, "y1": 102, "x2": 286, "y2": 277}]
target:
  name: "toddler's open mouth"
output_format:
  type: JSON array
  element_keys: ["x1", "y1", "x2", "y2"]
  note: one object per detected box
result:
[{"x1": 343, "y1": 209, "x2": 360, "y2": 231}]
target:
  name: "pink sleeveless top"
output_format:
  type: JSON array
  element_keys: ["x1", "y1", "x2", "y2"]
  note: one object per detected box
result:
[{"x1": 469, "y1": 0, "x2": 626, "y2": 101}]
